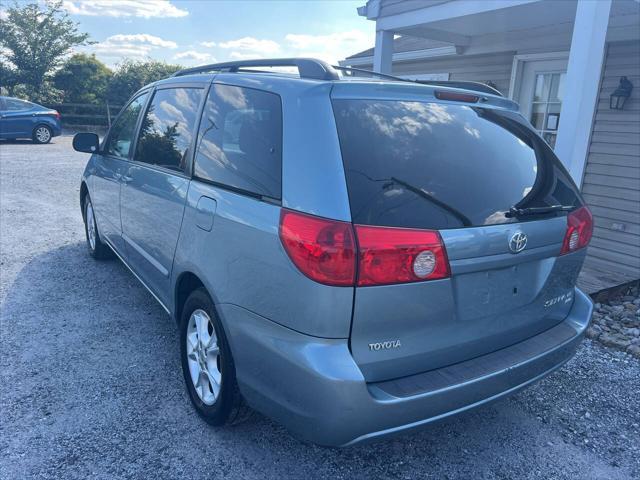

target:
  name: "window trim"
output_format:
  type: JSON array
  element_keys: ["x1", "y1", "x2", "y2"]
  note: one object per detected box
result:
[
  {"x1": 128, "y1": 85, "x2": 207, "y2": 178},
  {"x1": 191, "y1": 81, "x2": 284, "y2": 202}
]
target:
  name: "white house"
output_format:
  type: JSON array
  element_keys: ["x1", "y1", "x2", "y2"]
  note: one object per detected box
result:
[{"x1": 342, "y1": 0, "x2": 640, "y2": 291}]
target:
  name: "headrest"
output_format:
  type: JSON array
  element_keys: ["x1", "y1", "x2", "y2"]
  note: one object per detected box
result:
[{"x1": 238, "y1": 117, "x2": 270, "y2": 159}]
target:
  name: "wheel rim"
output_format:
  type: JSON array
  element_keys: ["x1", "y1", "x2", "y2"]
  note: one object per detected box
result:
[
  {"x1": 186, "y1": 309, "x2": 221, "y2": 405},
  {"x1": 86, "y1": 202, "x2": 96, "y2": 251},
  {"x1": 35, "y1": 126, "x2": 51, "y2": 143}
]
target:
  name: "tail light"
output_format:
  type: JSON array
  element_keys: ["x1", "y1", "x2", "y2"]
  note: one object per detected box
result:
[
  {"x1": 53, "y1": 110, "x2": 61, "y2": 120},
  {"x1": 560, "y1": 206, "x2": 593, "y2": 255},
  {"x1": 279, "y1": 210, "x2": 356, "y2": 286},
  {"x1": 355, "y1": 225, "x2": 450, "y2": 286},
  {"x1": 279, "y1": 209, "x2": 450, "y2": 287}
]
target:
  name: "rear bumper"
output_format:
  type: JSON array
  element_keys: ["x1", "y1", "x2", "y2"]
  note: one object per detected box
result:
[
  {"x1": 51, "y1": 122, "x2": 62, "y2": 137},
  {"x1": 220, "y1": 287, "x2": 592, "y2": 447}
]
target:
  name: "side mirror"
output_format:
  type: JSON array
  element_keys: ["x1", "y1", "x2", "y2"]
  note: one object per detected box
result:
[{"x1": 73, "y1": 132, "x2": 100, "y2": 154}]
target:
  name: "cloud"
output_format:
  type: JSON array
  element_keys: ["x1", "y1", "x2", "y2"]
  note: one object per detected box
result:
[
  {"x1": 0, "y1": 9, "x2": 8, "y2": 20},
  {"x1": 200, "y1": 41, "x2": 216, "y2": 48},
  {"x1": 85, "y1": 33, "x2": 177, "y2": 60},
  {"x1": 174, "y1": 50, "x2": 214, "y2": 63},
  {"x1": 229, "y1": 51, "x2": 263, "y2": 60},
  {"x1": 62, "y1": 0, "x2": 188, "y2": 18},
  {"x1": 108, "y1": 34, "x2": 177, "y2": 49},
  {"x1": 218, "y1": 37, "x2": 281, "y2": 55},
  {"x1": 285, "y1": 30, "x2": 374, "y2": 63}
]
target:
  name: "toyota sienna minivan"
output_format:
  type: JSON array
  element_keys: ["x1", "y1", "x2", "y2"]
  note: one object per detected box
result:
[{"x1": 73, "y1": 58, "x2": 594, "y2": 447}]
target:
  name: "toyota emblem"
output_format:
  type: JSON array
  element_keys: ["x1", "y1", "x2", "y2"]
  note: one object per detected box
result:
[{"x1": 509, "y1": 231, "x2": 527, "y2": 253}]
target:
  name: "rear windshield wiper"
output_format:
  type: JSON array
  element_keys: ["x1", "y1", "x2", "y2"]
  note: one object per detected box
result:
[{"x1": 506, "y1": 205, "x2": 574, "y2": 218}]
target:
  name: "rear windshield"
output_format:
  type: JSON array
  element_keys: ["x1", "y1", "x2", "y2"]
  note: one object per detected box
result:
[{"x1": 332, "y1": 99, "x2": 581, "y2": 229}]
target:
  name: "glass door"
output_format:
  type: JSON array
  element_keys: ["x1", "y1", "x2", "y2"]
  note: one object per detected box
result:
[
  {"x1": 517, "y1": 58, "x2": 568, "y2": 150},
  {"x1": 529, "y1": 72, "x2": 565, "y2": 148}
]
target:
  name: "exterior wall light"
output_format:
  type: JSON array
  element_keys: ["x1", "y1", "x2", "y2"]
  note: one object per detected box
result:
[{"x1": 609, "y1": 76, "x2": 633, "y2": 110}]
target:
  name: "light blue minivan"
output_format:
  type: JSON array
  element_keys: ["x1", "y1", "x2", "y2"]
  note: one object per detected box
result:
[{"x1": 73, "y1": 59, "x2": 594, "y2": 446}]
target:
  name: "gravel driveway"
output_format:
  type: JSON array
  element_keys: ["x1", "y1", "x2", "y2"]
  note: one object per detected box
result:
[{"x1": 1, "y1": 137, "x2": 638, "y2": 480}]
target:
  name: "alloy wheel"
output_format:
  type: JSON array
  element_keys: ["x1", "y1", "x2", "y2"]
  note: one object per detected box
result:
[
  {"x1": 35, "y1": 126, "x2": 51, "y2": 143},
  {"x1": 186, "y1": 309, "x2": 222, "y2": 405},
  {"x1": 86, "y1": 201, "x2": 97, "y2": 251}
]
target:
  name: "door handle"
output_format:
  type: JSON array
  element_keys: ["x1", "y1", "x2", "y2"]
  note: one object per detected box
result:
[{"x1": 121, "y1": 175, "x2": 133, "y2": 184}]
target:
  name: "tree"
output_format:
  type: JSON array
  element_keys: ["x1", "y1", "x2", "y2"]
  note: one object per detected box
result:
[
  {"x1": 0, "y1": 60, "x2": 19, "y2": 96},
  {"x1": 0, "y1": 0, "x2": 92, "y2": 102},
  {"x1": 53, "y1": 54, "x2": 112, "y2": 104},
  {"x1": 106, "y1": 59, "x2": 183, "y2": 106}
]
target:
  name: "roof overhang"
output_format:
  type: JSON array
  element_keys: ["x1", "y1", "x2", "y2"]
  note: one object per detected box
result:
[
  {"x1": 339, "y1": 46, "x2": 462, "y2": 67},
  {"x1": 358, "y1": 0, "x2": 639, "y2": 47}
]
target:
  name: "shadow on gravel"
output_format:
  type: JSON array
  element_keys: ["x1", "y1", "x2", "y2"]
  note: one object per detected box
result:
[
  {"x1": 0, "y1": 139, "x2": 60, "y2": 146},
  {"x1": 1, "y1": 243, "x2": 633, "y2": 480}
]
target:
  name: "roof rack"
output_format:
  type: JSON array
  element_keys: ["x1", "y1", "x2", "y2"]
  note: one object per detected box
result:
[
  {"x1": 172, "y1": 58, "x2": 503, "y2": 97},
  {"x1": 335, "y1": 65, "x2": 503, "y2": 96},
  {"x1": 331, "y1": 65, "x2": 406, "y2": 82},
  {"x1": 172, "y1": 58, "x2": 340, "y2": 81},
  {"x1": 413, "y1": 79, "x2": 502, "y2": 96}
]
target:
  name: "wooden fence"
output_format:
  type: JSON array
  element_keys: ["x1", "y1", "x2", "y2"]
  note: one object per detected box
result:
[{"x1": 42, "y1": 102, "x2": 124, "y2": 132}]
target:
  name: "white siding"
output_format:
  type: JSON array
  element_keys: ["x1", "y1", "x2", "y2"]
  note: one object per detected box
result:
[
  {"x1": 581, "y1": 40, "x2": 640, "y2": 279},
  {"x1": 354, "y1": 52, "x2": 516, "y2": 96}
]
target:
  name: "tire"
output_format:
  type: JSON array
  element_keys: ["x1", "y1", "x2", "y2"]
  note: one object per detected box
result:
[
  {"x1": 83, "y1": 196, "x2": 111, "y2": 260},
  {"x1": 32, "y1": 125, "x2": 52, "y2": 144},
  {"x1": 180, "y1": 288, "x2": 250, "y2": 426}
]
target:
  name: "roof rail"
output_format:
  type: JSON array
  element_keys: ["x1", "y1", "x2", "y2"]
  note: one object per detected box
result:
[
  {"x1": 172, "y1": 58, "x2": 340, "y2": 81},
  {"x1": 413, "y1": 79, "x2": 503, "y2": 97},
  {"x1": 331, "y1": 65, "x2": 407, "y2": 82},
  {"x1": 334, "y1": 65, "x2": 503, "y2": 96}
]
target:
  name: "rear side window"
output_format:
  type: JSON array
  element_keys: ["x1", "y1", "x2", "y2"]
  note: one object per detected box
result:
[
  {"x1": 105, "y1": 93, "x2": 148, "y2": 158},
  {"x1": 194, "y1": 84, "x2": 282, "y2": 199},
  {"x1": 134, "y1": 87, "x2": 203, "y2": 174},
  {"x1": 332, "y1": 99, "x2": 581, "y2": 229},
  {"x1": 4, "y1": 98, "x2": 35, "y2": 111}
]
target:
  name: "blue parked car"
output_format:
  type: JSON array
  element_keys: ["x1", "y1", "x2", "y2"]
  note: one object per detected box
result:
[
  {"x1": 0, "y1": 96, "x2": 62, "y2": 143},
  {"x1": 72, "y1": 59, "x2": 594, "y2": 447}
]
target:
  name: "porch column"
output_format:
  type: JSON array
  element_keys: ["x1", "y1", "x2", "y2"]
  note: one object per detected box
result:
[
  {"x1": 373, "y1": 29, "x2": 393, "y2": 74},
  {"x1": 555, "y1": 0, "x2": 612, "y2": 184}
]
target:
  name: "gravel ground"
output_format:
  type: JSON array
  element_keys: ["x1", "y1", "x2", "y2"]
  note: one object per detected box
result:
[{"x1": 1, "y1": 137, "x2": 639, "y2": 480}]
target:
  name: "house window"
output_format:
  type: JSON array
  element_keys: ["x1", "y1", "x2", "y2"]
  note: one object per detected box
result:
[{"x1": 529, "y1": 72, "x2": 565, "y2": 148}]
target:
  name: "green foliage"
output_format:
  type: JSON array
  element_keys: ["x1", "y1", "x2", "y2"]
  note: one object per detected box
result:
[
  {"x1": 0, "y1": 0, "x2": 91, "y2": 102},
  {"x1": 106, "y1": 59, "x2": 182, "y2": 106},
  {"x1": 54, "y1": 54, "x2": 112, "y2": 104},
  {"x1": 0, "y1": 60, "x2": 19, "y2": 95}
]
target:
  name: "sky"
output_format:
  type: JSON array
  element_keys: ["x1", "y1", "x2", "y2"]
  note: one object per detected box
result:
[{"x1": 45, "y1": 0, "x2": 375, "y2": 68}]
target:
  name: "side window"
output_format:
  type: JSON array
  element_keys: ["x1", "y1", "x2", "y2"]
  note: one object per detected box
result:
[
  {"x1": 133, "y1": 87, "x2": 203, "y2": 173},
  {"x1": 105, "y1": 93, "x2": 148, "y2": 158},
  {"x1": 194, "y1": 84, "x2": 282, "y2": 199},
  {"x1": 4, "y1": 98, "x2": 34, "y2": 111}
]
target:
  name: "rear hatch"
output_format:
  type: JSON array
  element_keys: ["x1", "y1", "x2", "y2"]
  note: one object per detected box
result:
[{"x1": 331, "y1": 87, "x2": 588, "y2": 382}]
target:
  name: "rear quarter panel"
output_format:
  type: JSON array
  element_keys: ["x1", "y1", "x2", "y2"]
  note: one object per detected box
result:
[{"x1": 172, "y1": 181, "x2": 354, "y2": 339}]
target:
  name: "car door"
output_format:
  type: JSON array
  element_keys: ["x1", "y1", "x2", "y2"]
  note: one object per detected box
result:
[
  {"x1": 120, "y1": 85, "x2": 205, "y2": 305},
  {"x1": 0, "y1": 98, "x2": 36, "y2": 137},
  {"x1": 92, "y1": 92, "x2": 149, "y2": 253}
]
